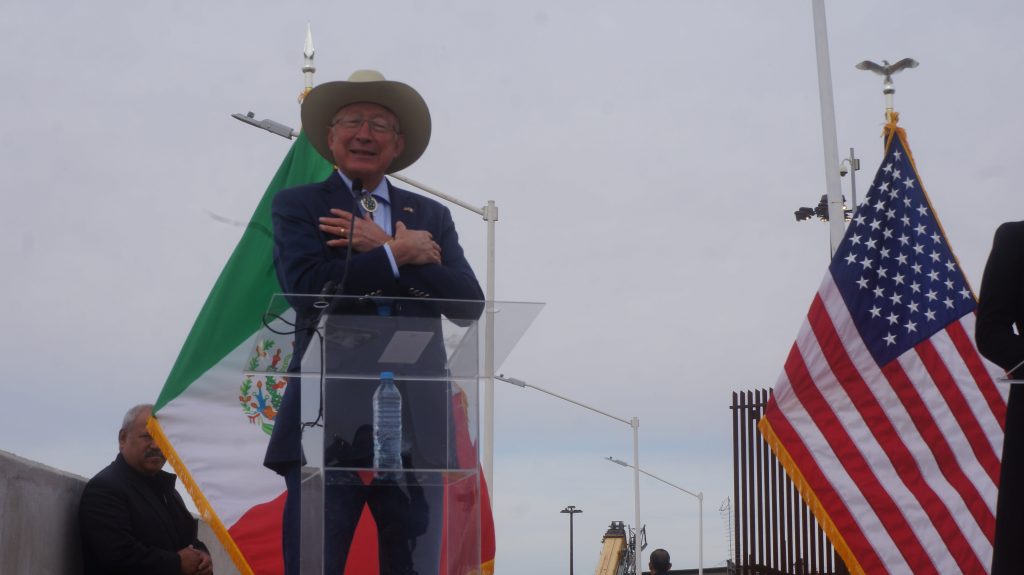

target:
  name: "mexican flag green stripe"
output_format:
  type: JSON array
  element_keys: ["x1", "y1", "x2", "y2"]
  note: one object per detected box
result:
[
  {"x1": 150, "y1": 133, "x2": 332, "y2": 574},
  {"x1": 155, "y1": 133, "x2": 332, "y2": 409}
]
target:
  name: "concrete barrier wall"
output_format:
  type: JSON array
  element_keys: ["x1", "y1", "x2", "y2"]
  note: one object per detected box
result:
[{"x1": 0, "y1": 449, "x2": 241, "y2": 575}]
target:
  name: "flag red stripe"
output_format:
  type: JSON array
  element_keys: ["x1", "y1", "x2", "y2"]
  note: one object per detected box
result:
[
  {"x1": 805, "y1": 296, "x2": 958, "y2": 573},
  {"x1": 879, "y1": 360, "x2": 995, "y2": 550},
  {"x1": 824, "y1": 277, "x2": 999, "y2": 559},
  {"x1": 821, "y1": 278, "x2": 994, "y2": 565},
  {"x1": 762, "y1": 390, "x2": 884, "y2": 573},
  {"x1": 807, "y1": 295, "x2": 984, "y2": 572},
  {"x1": 915, "y1": 339, "x2": 1001, "y2": 486},
  {"x1": 228, "y1": 491, "x2": 286, "y2": 575},
  {"x1": 785, "y1": 331, "x2": 934, "y2": 572},
  {"x1": 947, "y1": 317, "x2": 1006, "y2": 431}
]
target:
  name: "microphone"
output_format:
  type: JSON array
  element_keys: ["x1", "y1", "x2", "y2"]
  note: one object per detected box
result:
[
  {"x1": 304, "y1": 279, "x2": 338, "y2": 335},
  {"x1": 335, "y1": 178, "x2": 364, "y2": 296},
  {"x1": 315, "y1": 280, "x2": 338, "y2": 309}
]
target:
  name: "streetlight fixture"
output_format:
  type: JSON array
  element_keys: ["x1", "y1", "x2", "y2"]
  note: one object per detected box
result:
[
  {"x1": 496, "y1": 374, "x2": 643, "y2": 575},
  {"x1": 606, "y1": 457, "x2": 704, "y2": 575},
  {"x1": 561, "y1": 505, "x2": 583, "y2": 575}
]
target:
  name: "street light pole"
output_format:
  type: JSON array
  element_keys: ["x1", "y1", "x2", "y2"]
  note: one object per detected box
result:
[
  {"x1": 561, "y1": 505, "x2": 583, "y2": 575},
  {"x1": 496, "y1": 374, "x2": 643, "y2": 575},
  {"x1": 390, "y1": 173, "x2": 500, "y2": 494},
  {"x1": 606, "y1": 457, "x2": 704, "y2": 575},
  {"x1": 809, "y1": 0, "x2": 846, "y2": 256}
]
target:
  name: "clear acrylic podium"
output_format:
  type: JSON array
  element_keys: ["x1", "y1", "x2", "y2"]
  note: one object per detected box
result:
[{"x1": 250, "y1": 295, "x2": 542, "y2": 575}]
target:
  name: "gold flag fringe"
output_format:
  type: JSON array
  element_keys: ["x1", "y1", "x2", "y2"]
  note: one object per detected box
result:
[
  {"x1": 757, "y1": 417, "x2": 865, "y2": 575},
  {"x1": 148, "y1": 416, "x2": 255, "y2": 575}
]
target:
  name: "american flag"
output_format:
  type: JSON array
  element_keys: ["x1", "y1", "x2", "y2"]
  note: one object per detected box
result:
[{"x1": 759, "y1": 124, "x2": 1007, "y2": 574}]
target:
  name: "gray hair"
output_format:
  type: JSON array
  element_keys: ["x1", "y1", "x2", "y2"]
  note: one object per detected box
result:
[{"x1": 121, "y1": 403, "x2": 154, "y2": 431}]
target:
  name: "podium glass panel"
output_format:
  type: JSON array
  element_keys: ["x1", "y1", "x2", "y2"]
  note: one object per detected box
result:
[{"x1": 248, "y1": 295, "x2": 541, "y2": 575}]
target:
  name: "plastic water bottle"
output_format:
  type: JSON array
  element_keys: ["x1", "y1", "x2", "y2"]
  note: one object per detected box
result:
[{"x1": 372, "y1": 371, "x2": 403, "y2": 479}]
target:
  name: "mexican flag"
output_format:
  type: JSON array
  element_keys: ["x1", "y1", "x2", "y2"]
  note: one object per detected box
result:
[{"x1": 149, "y1": 133, "x2": 495, "y2": 574}]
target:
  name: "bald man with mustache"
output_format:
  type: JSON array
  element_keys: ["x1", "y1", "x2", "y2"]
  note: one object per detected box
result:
[{"x1": 79, "y1": 404, "x2": 213, "y2": 575}]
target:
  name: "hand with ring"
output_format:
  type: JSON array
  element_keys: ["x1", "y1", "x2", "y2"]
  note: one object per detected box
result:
[{"x1": 319, "y1": 209, "x2": 391, "y2": 253}]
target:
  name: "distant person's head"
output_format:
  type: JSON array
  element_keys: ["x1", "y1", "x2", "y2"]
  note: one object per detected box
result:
[
  {"x1": 649, "y1": 548, "x2": 671, "y2": 574},
  {"x1": 302, "y1": 69, "x2": 431, "y2": 190},
  {"x1": 118, "y1": 404, "x2": 165, "y2": 476}
]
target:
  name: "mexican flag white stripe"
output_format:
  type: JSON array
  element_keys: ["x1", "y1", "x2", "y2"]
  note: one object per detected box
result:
[{"x1": 157, "y1": 341, "x2": 284, "y2": 526}]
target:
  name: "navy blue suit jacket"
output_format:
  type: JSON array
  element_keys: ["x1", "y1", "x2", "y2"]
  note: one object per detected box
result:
[{"x1": 264, "y1": 172, "x2": 483, "y2": 472}]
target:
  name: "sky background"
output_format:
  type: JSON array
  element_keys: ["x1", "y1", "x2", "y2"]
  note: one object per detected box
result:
[{"x1": 2, "y1": 1, "x2": 1022, "y2": 573}]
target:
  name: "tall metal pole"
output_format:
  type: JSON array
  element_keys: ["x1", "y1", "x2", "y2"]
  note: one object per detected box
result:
[
  {"x1": 389, "y1": 173, "x2": 498, "y2": 494},
  {"x1": 847, "y1": 148, "x2": 858, "y2": 210},
  {"x1": 561, "y1": 505, "x2": 583, "y2": 575},
  {"x1": 810, "y1": 0, "x2": 846, "y2": 256},
  {"x1": 632, "y1": 418, "x2": 642, "y2": 575},
  {"x1": 698, "y1": 494, "x2": 703, "y2": 575},
  {"x1": 483, "y1": 200, "x2": 497, "y2": 492}
]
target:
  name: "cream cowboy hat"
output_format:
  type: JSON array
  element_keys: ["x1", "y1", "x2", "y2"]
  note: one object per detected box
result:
[{"x1": 301, "y1": 69, "x2": 431, "y2": 173}]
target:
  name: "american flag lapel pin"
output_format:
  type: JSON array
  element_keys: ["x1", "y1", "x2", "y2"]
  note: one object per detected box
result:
[{"x1": 402, "y1": 206, "x2": 415, "y2": 213}]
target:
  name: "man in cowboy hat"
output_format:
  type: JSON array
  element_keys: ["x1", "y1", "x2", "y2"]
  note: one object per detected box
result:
[{"x1": 264, "y1": 70, "x2": 483, "y2": 575}]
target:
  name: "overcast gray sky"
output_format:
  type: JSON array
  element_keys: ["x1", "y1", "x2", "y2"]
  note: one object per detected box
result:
[{"x1": 2, "y1": 1, "x2": 1022, "y2": 573}]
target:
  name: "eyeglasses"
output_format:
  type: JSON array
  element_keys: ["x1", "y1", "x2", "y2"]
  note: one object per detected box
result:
[{"x1": 330, "y1": 115, "x2": 398, "y2": 134}]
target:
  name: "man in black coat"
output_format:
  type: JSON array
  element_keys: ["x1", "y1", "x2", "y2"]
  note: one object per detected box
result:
[
  {"x1": 79, "y1": 404, "x2": 213, "y2": 575},
  {"x1": 976, "y1": 220, "x2": 1024, "y2": 575}
]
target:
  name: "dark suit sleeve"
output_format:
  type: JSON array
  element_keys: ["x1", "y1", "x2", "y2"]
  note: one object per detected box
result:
[
  {"x1": 393, "y1": 202, "x2": 484, "y2": 302},
  {"x1": 273, "y1": 185, "x2": 397, "y2": 298},
  {"x1": 977, "y1": 221, "x2": 1024, "y2": 377},
  {"x1": 79, "y1": 478, "x2": 182, "y2": 575},
  {"x1": 273, "y1": 184, "x2": 483, "y2": 304}
]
